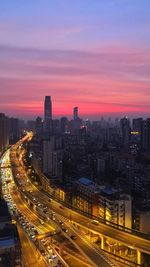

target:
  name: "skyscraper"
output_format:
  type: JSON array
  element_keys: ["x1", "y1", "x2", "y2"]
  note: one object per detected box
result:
[
  {"x1": 44, "y1": 96, "x2": 52, "y2": 137},
  {"x1": 142, "y1": 118, "x2": 150, "y2": 152},
  {"x1": 43, "y1": 136, "x2": 63, "y2": 180},
  {"x1": 9, "y1": 117, "x2": 20, "y2": 143},
  {"x1": 73, "y1": 106, "x2": 78, "y2": 120},
  {"x1": 0, "y1": 113, "x2": 9, "y2": 155},
  {"x1": 44, "y1": 96, "x2": 52, "y2": 121},
  {"x1": 120, "y1": 117, "x2": 131, "y2": 146},
  {"x1": 35, "y1": 116, "x2": 43, "y2": 139}
]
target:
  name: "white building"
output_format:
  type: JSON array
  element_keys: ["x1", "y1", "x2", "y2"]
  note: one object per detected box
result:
[{"x1": 99, "y1": 189, "x2": 132, "y2": 228}]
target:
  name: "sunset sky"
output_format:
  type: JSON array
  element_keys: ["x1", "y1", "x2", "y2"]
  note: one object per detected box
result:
[{"x1": 0, "y1": 0, "x2": 150, "y2": 119}]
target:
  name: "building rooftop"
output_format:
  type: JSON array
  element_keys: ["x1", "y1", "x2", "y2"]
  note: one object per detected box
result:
[
  {"x1": 76, "y1": 178, "x2": 125, "y2": 200},
  {"x1": 78, "y1": 178, "x2": 93, "y2": 186},
  {"x1": 102, "y1": 187, "x2": 118, "y2": 195},
  {"x1": 0, "y1": 238, "x2": 15, "y2": 249},
  {"x1": 77, "y1": 178, "x2": 103, "y2": 194}
]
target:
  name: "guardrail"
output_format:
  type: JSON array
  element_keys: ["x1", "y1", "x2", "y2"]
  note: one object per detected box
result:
[{"x1": 41, "y1": 189, "x2": 150, "y2": 241}]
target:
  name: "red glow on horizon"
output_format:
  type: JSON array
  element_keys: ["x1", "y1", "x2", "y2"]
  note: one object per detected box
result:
[{"x1": 2, "y1": 99, "x2": 150, "y2": 120}]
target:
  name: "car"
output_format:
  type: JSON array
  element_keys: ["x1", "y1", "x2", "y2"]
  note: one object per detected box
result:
[
  {"x1": 43, "y1": 206, "x2": 48, "y2": 213},
  {"x1": 40, "y1": 250, "x2": 46, "y2": 256},
  {"x1": 70, "y1": 235, "x2": 77, "y2": 240},
  {"x1": 53, "y1": 231, "x2": 57, "y2": 235},
  {"x1": 25, "y1": 227, "x2": 30, "y2": 232},
  {"x1": 62, "y1": 227, "x2": 68, "y2": 233},
  {"x1": 48, "y1": 258, "x2": 53, "y2": 263},
  {"x1": 39, "y1": 219, "x2": 44, "y2": 225},
  {"x1": 92, "y1": 220, "x2": 99, "y2": 225},
  {"x1": 47, "y1": 248, "x2": 52, "y2": 253},
  {"x1": 51, "y1": 254, "x2": 57, "y2": 259},
  {"x1": 59, "y1": 206, "x2": 64, "y2": 209},
  {"x1": 41, "y1": 238, "x2": 47, "y2": 244},
  {"x1": 34, "y1": 230, "x2": 38, "y2": 235},
  {"x1": 19, "y1": 215, "x2": 24, "y2": 220}
]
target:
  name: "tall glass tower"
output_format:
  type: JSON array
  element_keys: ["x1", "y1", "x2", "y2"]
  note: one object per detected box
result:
[
  {"x1": 44, "y1": 96, "x2": 52, "y2": 137},
  {"x1": 73, "y1": 106, "x2": 78, "y2": 120},
  {"x1": 44, "y1": 96, "x2": 52, "y2": 121}
]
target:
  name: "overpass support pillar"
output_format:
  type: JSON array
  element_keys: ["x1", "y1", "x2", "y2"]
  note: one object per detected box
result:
[
  {"x1": 101, "y1": 236, "x2": 105, "y2": 250},
  {"x1": 137, "y1": 250, "x2": 142, "y2": 265}
]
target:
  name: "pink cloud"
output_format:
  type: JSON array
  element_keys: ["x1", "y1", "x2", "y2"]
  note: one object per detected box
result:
[{"x1": 0, "y1": 45, "x2": 150, "y2": 118}]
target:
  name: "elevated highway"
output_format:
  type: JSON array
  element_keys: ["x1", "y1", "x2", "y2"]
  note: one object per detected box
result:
[{"x1": 5, "y1": 133, "x2": 150, "y2": 266}]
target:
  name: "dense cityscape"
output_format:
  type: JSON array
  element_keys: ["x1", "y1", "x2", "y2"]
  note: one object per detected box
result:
[
  {"x1": 0, "y1": 1, "x2": 150, "y2": 267},
  {"x1": 0, "y1": 96, "x2": 150, "y2": 267}
]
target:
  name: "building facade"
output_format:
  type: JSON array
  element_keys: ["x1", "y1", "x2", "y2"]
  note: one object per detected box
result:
[
  {"x1": 44, "y1": 96, "x2": 52, "y2": 137},
  {"x1": 42, "y1": 137, "x2": 63, "y2": 181},
  {"x1": 72, "y1": 178, "x2": 132, "y2": 228},
  {"x1": 0, "y1": 113, "x2": 9, "y2": 156}
]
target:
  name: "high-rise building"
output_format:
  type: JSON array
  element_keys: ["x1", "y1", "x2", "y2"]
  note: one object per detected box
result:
[
  {"x1": 142, "y1": 118, "x2": 150, "y2": 152},
  {"x1": 44, "y1": 96, "x2": 52, "y2": 120},
  {"x1": 0, "y1": 113, "x2": 9, "y2": 155},
  {"x1": 35, "y1": 116, "x2": 43, "y2": 139},
  {"x1": 131, "y1": 118, "x2": 143, "y2": 149},
  {"x1": 73, "y1": 106, "x2": 82, "y2": 131},
  {"x1": 60, "y1": 117, "x2": 68, "y2": 133},
  {"x1": 73, "y1": 106, "x2": 78, "y2": 120},
  {"x1": 9, "y1": 117, "x2": 20, "y2": 143},
  {"x1": 44, "y1": 96, "x2": 52, "y2": 137},
  {"x1": 120, "y1": 117, "x2": 131, "y2": 146},
  {"x1": 132, "y1": 118, "x2": 143, "y2": 132},
  {"x1": 43, "y1": 136, "x2": 63, "y2": 180}
]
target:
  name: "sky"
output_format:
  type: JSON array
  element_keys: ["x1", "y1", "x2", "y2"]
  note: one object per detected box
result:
[{"x1": 0, "y1": 0, "x2": 150, "y2": 119}]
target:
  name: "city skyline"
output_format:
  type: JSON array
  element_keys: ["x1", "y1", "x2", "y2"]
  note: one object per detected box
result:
[
  {"x1": 1, "y1": 94, "x2": 150, "y2": 121},
  {"x1": 1, "y1": 2, "x2": 150, "y2": 265},
  {"x1": 0, "y1": 0, "x2": 150, "y2": 119}
]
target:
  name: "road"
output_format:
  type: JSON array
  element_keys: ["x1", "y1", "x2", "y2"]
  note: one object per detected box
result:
[
  {"x1": 4, "y1": 133, "x2": 150, "y2": 266},
  {"x1": 18, "y1": 225, "x2": 48, "y2": 267},
  {"x1": 15, "y1": 158, "x2": 150, "y2": 257},
  {"x1": 10, "y1": 135, "x2": 121, "y2": 266},
  {"x1": 1, "y1": 148, "x2": 100, "y2": 267}
]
